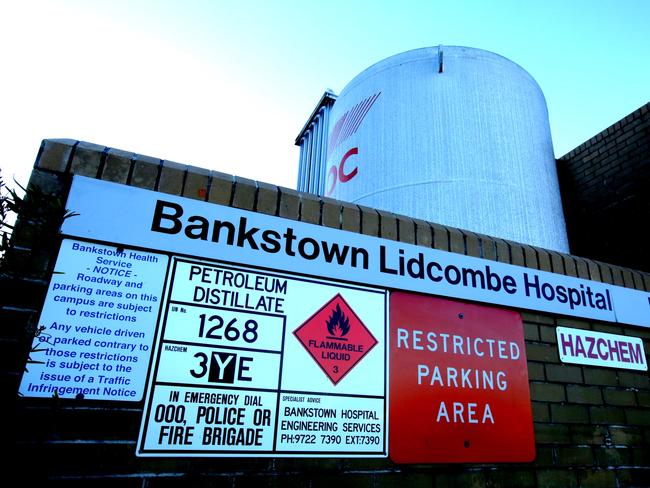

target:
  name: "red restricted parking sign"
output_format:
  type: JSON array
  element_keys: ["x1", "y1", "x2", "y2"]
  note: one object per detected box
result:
[
  {"x1": 294, "y1": 293, "x2": 378, "y2": 385},
  {"x1": 389, "y1": 292, "x2": 535, "y2": 463}
]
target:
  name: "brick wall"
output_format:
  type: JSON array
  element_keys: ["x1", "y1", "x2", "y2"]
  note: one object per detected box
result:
[
  {"x1": 558, "y1": 102, "x2": 650, "y2": 272},
  {"x1": 2, "y1": 139, "x2": 650, "y2": 487}
]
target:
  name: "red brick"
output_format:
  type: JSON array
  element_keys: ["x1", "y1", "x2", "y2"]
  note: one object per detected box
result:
[
  {"x1": 545, "y1": 364, "x2": 583, "y2": 383},
  {"x1": 534, "y1": 423, "x2": 570, "y2": 443},
  {"x1": 508, "y1": 241, "x2": 525, "y2": 266},
  {"x1": 494, "y1": 238, "x2": 510, "y2": 263},
  {"x1": 566, "y1": 385, "x2": 603, "y2": 405},
  {"x1": 232, "y1": 176, "x2": 257, "y2": 210},
  {"x1": 448, "y1": 227, "x2": 464, "y2": 254},
  {"x1": 536, "y1": 470, "x2": 578, "y2": 488},
  {"x1": 35, "y1": 139, "x2": 76, "y2": 172},
  {"x1": 561, "y1": 254, "x2": 578, "y2": 277},
  {"x1": 578, "y1": 469, "x2": 617, "y2": 488},
  {"x1": 412, "y1": 219, "x2": 432, "y2": 247},
  {"x1": 463, "y1": 230, "x2": 481, "y2": 258},
  {"x1": 569, "y1": 425, "x2": 607, "y2": 445},
  {"x1": 584, "y1": 259, "x2": 602, "y2": 282},
  {"x1": 522, "y1": 245, "x2": 538, "y2": 269},
  {"x1": 609, "y1": 426, "x2": 643, "y2": 446},
  {"x1": 397, "y1": 217, "x2": 415, "y2": 244},
  {"x1": 279, "y1": 187, "x2": 301, "y2": 221},
  {"x1": 549, "y1": 252, "x2": 565, "y2": 274},
  {"x1": 528, "y1": 362, "x2": 545, "y2": 381},
  {"x1": 182, "y1": 166, "x2": 211, "y2": 201},
  {"x1": 487, "y1": 470, "x2": 535, "y2": 488},
  {"x1": 320, "y1": 197, "x2": 340, "y2": 229},
  {"x1": 556, "y1": 446, "x2": 593, "y2": 466},
  {"x1": 430, "y1": 223, "x2": 449, "y2": 251},
  {"x1": 539, "y1": 325, "x2": 557, "y2": 343},
  {"x1": 358, "y1": 205, "x2": 379, "y2": 236},
  {"x1": 70, "y1": 141, "x2": 104, "y2": 177},
  {"x1": 603, "y1": 388, "x2": 636, "y2": 407},
  {"x1": 476, "y1": 233, "x2": 497, "y2": 261},
  {"x1": 530, "y1": 382, "x2": 565, "y2": 402},
  {"x1": 626, "y1": 408, "x2": 650, "y2": 425},
  {"x1": 537, "y1": 250, "x2": 553, "y2": 272},
  {"x1": 207, "y1": 170, "x2": 234, "y2": 206},
  {"x1": 377, "y1": 210, "x2": 398, "y2": 241},
  {"x1": 583, "y1": 368, "x2": 617, "y2": 386},
  {"x1": 531, "y1": 401, "x2": 550, "y2": 422},
  {"x1": 299, "y1": 193, "x2": 321, "y2": 225},
  {"x1": 520, "y1": 312, "x2": 554, "y2": 325},
  {"x1": 619, "y1": 371, "x2": 650, "y2": 390},
  {"x1": 130, "y1": 154, "x2": 160, "y2": 190},
  {"x1": 524, "y1": 322, "x2": 540, "y2": 341},
  {"x1": 255, "y1": 181, "x2": 279, "y2": 215},
  {"x1": 526, "y1": 343, "x2": 560, "y2": 363},
  {"x1": 551, "y1": 404, "x2": 589, "y2": 423},
  {"x1": 158, "y1": 160, "x2": 185, "y2": 196},
  {"x1": 590, "y1": 406, "x2": 625, "y2": 424}
]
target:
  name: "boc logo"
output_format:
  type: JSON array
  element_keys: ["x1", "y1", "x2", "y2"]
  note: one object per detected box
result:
[
  {"x1": 326, "y1": 147, "x2": 359, "y2": 196},
  {"x1": 325, "y1": 91, "x2": 381, "y2": 196}
]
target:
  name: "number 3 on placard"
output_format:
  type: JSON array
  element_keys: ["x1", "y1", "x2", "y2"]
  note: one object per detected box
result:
[{"x1": 190, "y1": 352, "x2": 208, "y2": 378}]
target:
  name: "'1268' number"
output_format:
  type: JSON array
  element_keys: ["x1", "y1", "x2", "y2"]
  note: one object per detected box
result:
[{"x1": 198, "y1": 314, "x2": 258, "y2": 343}]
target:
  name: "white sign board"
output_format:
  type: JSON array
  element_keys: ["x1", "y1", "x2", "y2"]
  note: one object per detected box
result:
[
  {"x1": 137, "y1": 257, "x2": 387, "y2": 457},
  {"x1": 61, "y1": 176, "x2": 650, "y2": 327},
  {"x1": 19, "y1": 239, "x2": 168, "y2": 400},
  {"x1": 557, "y1": 326, "x2": 647, "y2": 371}
]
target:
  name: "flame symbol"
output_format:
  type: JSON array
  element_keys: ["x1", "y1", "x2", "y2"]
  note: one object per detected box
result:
[{"x1": 326, "y1": 304, "x2": 350, "y2": 338}]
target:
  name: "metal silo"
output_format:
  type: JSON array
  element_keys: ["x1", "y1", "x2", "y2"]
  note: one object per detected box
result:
[{"x1": 320, "y1": 46, "x2": 569, "y2": 252}]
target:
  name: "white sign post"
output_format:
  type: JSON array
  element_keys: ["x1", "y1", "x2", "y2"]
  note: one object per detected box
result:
[{"x1": 137, "y1": 257, "x2": 388, "y2": 457}]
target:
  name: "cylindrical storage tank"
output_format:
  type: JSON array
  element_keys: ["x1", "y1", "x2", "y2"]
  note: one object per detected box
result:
[{"x1": 325, "y1": 46, "x2": 569, "y2": 252}]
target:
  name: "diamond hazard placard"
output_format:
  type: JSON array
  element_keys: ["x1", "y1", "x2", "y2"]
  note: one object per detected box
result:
[{"x1": 294, "y1": 293, "x2": 378, "y2": 384}]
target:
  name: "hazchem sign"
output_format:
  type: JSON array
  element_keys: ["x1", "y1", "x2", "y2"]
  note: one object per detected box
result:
[
  {"x1": 389, "y1": 292, "x2": 535, "y2": 463},
  {"x1": 557, "y1": 327, "x2": 647, "y2": 371},
  {"x1": 137, "y1": 257, "x2": 387, "y2": 457},
  {"x1": 19, "y1": 239, "x2": 167, "y2": 400}
]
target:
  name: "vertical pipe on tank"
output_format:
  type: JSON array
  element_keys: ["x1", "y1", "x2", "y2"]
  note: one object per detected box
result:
[
  {"x1": 310, "y1": 118, "x2": 318, "y2": 194},
  {"x1": 308, "y1": 118, "x2": 317, "y2": 194},
  {"x1": 301, "y1": 136, "x2": 309, "y2": 192},
  {"x1": 319, "y1": 105, "x2": 331, "y2": 195},
  {"x1": 304, "y1": 128, "x2": 313, "y2": 194},
  {"x1": 310, "y1": 117, "x2": 319, "y2": 194},
  {"x1": 297, "y1": 137, "x2": 306, "y2": 191},
  {"x1": 313, "y1": 111, "x2": 324, "y2": 195}
]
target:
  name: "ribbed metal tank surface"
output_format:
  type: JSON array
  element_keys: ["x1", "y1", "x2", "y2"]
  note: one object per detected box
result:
[{"x1": 322, "y1": 46, "x2": 568, "y2": 252}]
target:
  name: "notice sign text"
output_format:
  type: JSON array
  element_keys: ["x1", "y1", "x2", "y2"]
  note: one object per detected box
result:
[
  {"x1": 389, "y1": 292, "x2": 534, "y2": 463},
  {"x1": 19, "y1": 239, "x2": 168, "y2": 400}
]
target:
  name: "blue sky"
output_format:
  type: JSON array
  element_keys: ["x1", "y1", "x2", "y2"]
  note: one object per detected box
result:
[{"x1": 1, "y1": 0, "x2": 648, "y2": 189}]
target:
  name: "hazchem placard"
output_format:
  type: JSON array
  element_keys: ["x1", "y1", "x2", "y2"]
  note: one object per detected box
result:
[
  {"x1": 19, "y1": 239, "x2": 168, "y2": 401},
  {"x1": 137, "y1": 257, "x2": 387, "y2": 457},
  {"x1": 557, "y1": 327, "x2": 647, "y2": 371}
]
